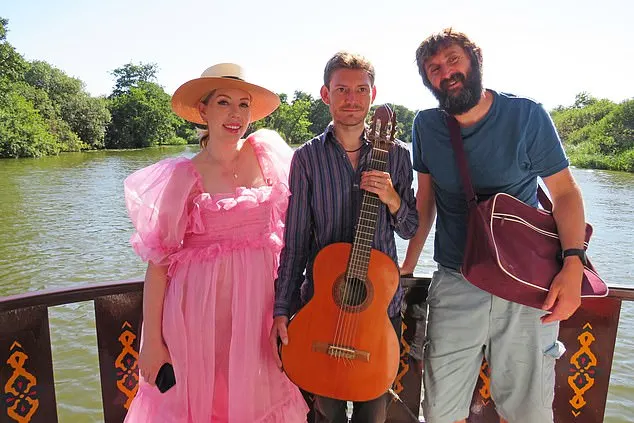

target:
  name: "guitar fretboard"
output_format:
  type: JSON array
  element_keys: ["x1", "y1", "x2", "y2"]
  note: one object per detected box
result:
[{"x1": 347, "y1": 146, "x2": 389, "y2": 280}]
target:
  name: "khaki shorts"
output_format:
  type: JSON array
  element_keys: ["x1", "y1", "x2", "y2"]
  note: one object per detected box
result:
[{"x1": 422, "y1": 265, "x2": 565, "y2": 423}]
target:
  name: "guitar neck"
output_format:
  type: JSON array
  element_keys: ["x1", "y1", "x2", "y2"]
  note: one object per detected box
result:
[{"x1": 347, "y1": 145, "x2": 389, "y2": 280}]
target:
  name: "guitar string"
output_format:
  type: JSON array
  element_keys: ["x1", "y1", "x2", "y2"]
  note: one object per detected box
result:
[
  {"x1": 337, "y1": 114, "x2": 394, "y2": 383},
  {"x1": 338, "y1": 120, "x2": 380, "y2": 358},
  {"x1": 347, "y1": 147, "x2": 388, "y2": 350},
  {"x1": 334, "y1": 119, "x2": 380, "y2": 359},
  {"x1": 343, "y1": 129, "x2": 387, "y2": 356},
  {"x1": 342, "y1": 129, "x2": 390, "y2": 356},
  {"x1": 351, "y1": 127, "x2": 391, "y2": 350}
]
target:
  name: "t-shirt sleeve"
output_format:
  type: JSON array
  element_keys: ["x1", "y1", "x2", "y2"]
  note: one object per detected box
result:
[
  {"x1": 412, "y1": 115, "x2": 430, "y2": 174},
  {"x1": 526, "y1": 103, "x2": 569, "y2": 178}
]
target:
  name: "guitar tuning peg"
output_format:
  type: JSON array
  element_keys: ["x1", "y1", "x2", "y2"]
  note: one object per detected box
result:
[{"x1": 374, "y1": 119, "x2": 381, "y2": 138}]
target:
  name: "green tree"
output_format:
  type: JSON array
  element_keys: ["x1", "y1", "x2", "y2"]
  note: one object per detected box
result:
[
  {"x1": 573, "y1": 92, "x2": 597, "y2": 109},
  {"x1": 251, "y1": 92, "x2": 313, "y2": 144},
  {"x1": 390, "y1": 104, "x2": 416, "y2": 143},
  {"x1": 12, "y1": 80, "x2": 82, "y2": 151},
  {"x1": 110, "y1": 63, "x2": 158, "y2": 97},
  {"x1": 106, "y1": 81, "x2": 169, "y2": 148},
  {"x1": 24, "y1": 60, "x2": 111, "y2": 149},
  {"x1": 0, "y1": 17, "x2": 6, "y2": 40},
  {"x1": 370, "y1": 103, "x2": 417, "y2": 143},
  {"x1": 174, "y1": 118, "x2": 198, "y2": 145},
  {"x1": 0, "y1": 87, "x2": 60, "y2": 158},
  {"x1": 105, "y1": 63, "x2": 194, "y2": 148},
  {"x1": 553, "y1": 95, "x2": 634, "y2": 172},
  {"x1": 62, "y1": 93, "x2": 111, "y2": 149},
  {"x1": 309, "y1": 97, "x2": 331, "y2": 135},
  {"x1": 25, "y1": 61, "x2": 83, "y2": 105},
  {"x1": 106, "y1": 81, "x2": 188, "y2": 148},
  {"x1": 0, "y1": 18, "x2": 28, "y2": 83},
  {"x1": 551, "y1": 96, "x2": 617, "y2": 144}
]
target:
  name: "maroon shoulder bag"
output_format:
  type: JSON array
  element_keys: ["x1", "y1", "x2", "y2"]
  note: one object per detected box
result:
[{"x1": 446, "y1": 115, "x2": 608, "y2": 309}]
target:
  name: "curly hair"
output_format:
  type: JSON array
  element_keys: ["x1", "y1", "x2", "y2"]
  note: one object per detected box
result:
[{"x1": 415, "y1": 28, "x2": 483, "y2": 90}]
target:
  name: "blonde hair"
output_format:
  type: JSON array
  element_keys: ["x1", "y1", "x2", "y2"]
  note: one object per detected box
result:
[
  {"x1": 197, "y1": 89, "x2": 216, "y2": 149},
  {"x1": 197, "y1": 127, "x2": 209, "y2": 149}
]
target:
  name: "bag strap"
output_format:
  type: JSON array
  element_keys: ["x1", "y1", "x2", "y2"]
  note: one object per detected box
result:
[
  {"x1": 446, "y1": 115, "x2": 477, "y2": 209},
  {"x1": 445, "y1": 114, "x2": 553, "y2": 212},
  {"x1": 536, "y1": 185, "x2": 553, "y2": 212}
]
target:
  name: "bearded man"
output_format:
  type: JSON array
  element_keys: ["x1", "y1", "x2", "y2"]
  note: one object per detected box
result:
[{"x1": 401, "y1": 29, "x2": 587, "y2": 423}]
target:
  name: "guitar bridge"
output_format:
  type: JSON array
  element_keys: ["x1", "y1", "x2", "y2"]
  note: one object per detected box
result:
[{"x1": 312, "y1": 341, "x2": 370, "y2": 362}]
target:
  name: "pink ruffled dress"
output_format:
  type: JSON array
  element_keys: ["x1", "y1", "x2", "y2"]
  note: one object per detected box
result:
[{"x1": 123, "y1": 130, "x2": 308, "y2": 423}]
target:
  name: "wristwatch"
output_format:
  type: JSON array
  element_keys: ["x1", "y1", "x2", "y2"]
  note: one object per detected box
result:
[{"x1": 561, "y1": 248, "x2": 588, "y2": 266}]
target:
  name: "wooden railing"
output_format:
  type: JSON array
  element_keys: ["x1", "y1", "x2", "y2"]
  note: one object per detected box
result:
[
  {"x1": 0, "y1": 278, "x2": 632, "y2": 423},
  {"x1": 391, "y1": 279, "x2": 634, "y2": 423}
]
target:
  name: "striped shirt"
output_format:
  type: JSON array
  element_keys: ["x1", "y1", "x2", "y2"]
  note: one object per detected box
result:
[{"x1": 274, "y1": 124, "x2": 418, "y2": 318}]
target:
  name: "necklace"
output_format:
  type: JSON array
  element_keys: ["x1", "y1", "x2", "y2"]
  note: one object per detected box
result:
[
  {"x1": 204, "y1": 149, "x2": 239, "y2": 179},
  {"x1": 343, "y1": 145, "x2": 363, "y2": 153}
]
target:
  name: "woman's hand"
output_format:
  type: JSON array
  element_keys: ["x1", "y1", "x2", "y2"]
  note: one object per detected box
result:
[{"x1": 138, "y1": 336, "x2": 172, "y2": 386}]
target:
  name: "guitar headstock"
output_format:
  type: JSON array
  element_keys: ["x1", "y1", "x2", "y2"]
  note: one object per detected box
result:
[{"x1": 367, "y1": 104, "x2": 397, "y2": 151}]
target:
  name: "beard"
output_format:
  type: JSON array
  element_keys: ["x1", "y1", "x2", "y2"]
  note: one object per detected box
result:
[{"x1": 431, "y1": 66, "x2": 483, "y2": 115}]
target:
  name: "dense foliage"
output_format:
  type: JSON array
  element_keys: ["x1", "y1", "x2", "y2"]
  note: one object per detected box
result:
[
  {"x1": 551, "y1": 92, "x2": 634, "y2": 172},
  {"x1": 0, "y1": 18, "x2": 195, "y2": 158}
]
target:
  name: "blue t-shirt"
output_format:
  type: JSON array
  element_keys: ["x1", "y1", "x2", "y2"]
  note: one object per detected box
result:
[{"x1": 412, "y1": 90, "x2": 569, "y2": 270}]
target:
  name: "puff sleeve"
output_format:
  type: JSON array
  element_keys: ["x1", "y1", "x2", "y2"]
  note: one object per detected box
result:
[
  {"x1": 124, "y1": 157, "x2": 198, "y2": 265},
  {"x1": 247, "y1": 129, "x2": 293, "y2": 272}
]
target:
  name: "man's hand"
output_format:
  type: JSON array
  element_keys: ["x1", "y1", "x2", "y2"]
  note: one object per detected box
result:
[
  {"x1": 400, "y1": 263, "x2": 415, "y2": 277},
  {"x1": 360, "y1": 170, "x2": 401, "y2": 214},
  {"x1": 541, "y1": 259, "x2": 583, "y2": 323},
  {"x1": 269, "y1": 316, "x2": 289, "y2": 369}
]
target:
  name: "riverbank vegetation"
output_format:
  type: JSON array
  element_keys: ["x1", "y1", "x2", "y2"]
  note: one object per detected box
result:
[
  {"x1": 551, "y1": 92, "x2": 634, "y2": 172},
  {"x1": 1, "y1": 17, "x2": 632, "y2": 172}
]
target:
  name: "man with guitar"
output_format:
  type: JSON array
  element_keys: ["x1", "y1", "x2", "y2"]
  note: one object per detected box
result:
[
  {"x1": 269, "y1": 51, "x2": 418, "y2": 422},
  {"x1": 402, "y1": 29, "x2": 587, "y2": 423}
]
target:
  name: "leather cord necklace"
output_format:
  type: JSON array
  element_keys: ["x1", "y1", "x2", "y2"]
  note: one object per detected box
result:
[{"x1": 343, "y1": 145, "x2": 363, "y2": 153}]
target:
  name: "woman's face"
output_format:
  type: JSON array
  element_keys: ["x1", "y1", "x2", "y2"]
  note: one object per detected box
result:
[{"x1": 198, "y1": 88, "x2": 252, "y2": 141}]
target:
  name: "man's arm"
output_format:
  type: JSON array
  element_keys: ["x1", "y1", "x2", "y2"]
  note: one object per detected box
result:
[
  {"x1": 360, "y1": 146, "x2": 418, "y2": 239},
  {"x1": 401, "y1": 172, "x2": 436, "y2": 274},
  {"x1": 273, "y1": 152, "x2": 312, "y2": 318},
  {"x1": 270, "y1": 152, "x2": 313, "y2": 367},
  {"x1": 541, "y1": 167, "x2": 585, "y2": 323},
  {"x1": 390, "y1": 147, "x2": 420, "y2": 240}
]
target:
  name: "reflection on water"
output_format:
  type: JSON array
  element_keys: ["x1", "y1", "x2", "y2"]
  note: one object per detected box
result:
[{"x1": 0, "y1": 148, "x2": 632, "y2": 421}]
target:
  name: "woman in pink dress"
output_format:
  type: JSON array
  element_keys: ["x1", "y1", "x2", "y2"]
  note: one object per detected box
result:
[{"x1": 123, "y1": 63, "x2": 308, "y2": 422}]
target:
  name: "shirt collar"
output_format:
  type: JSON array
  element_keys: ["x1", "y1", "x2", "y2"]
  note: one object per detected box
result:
[{"x1": 322, "y1": 122, "x2": 371, "y2": 147}]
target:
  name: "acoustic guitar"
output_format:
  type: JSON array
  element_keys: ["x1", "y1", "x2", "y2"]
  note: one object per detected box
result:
[{"x1": 281, "y1": 105, "x2": 400, "y2": 402}]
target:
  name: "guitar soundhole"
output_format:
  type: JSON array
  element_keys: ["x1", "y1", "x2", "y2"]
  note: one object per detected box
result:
[{"x1": 332, "y1": 275, "x2": 373, "y2": 312}]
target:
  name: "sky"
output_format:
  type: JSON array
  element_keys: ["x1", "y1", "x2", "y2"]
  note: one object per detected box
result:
[{"x1": 2, "y1": 0, "x2": 633, "y2": 112}]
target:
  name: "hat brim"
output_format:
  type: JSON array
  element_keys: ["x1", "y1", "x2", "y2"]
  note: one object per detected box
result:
[{"x1": 171, "y1": 77, "x2": 280, "y2": 125}]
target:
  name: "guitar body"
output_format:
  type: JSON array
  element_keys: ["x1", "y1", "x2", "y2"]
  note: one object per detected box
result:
[{"x1": 281, "y1": 242, "x2": 400, "y2": 401}]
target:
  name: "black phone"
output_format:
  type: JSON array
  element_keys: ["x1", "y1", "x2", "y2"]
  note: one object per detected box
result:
[{"x1": 155, "y1": 363, "x2": 176, "y2": 393}]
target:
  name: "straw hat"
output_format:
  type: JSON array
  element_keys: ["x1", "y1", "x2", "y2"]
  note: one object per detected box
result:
[{"x1": 171, "y1": 63, "x2": 280, "y2": 125}]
